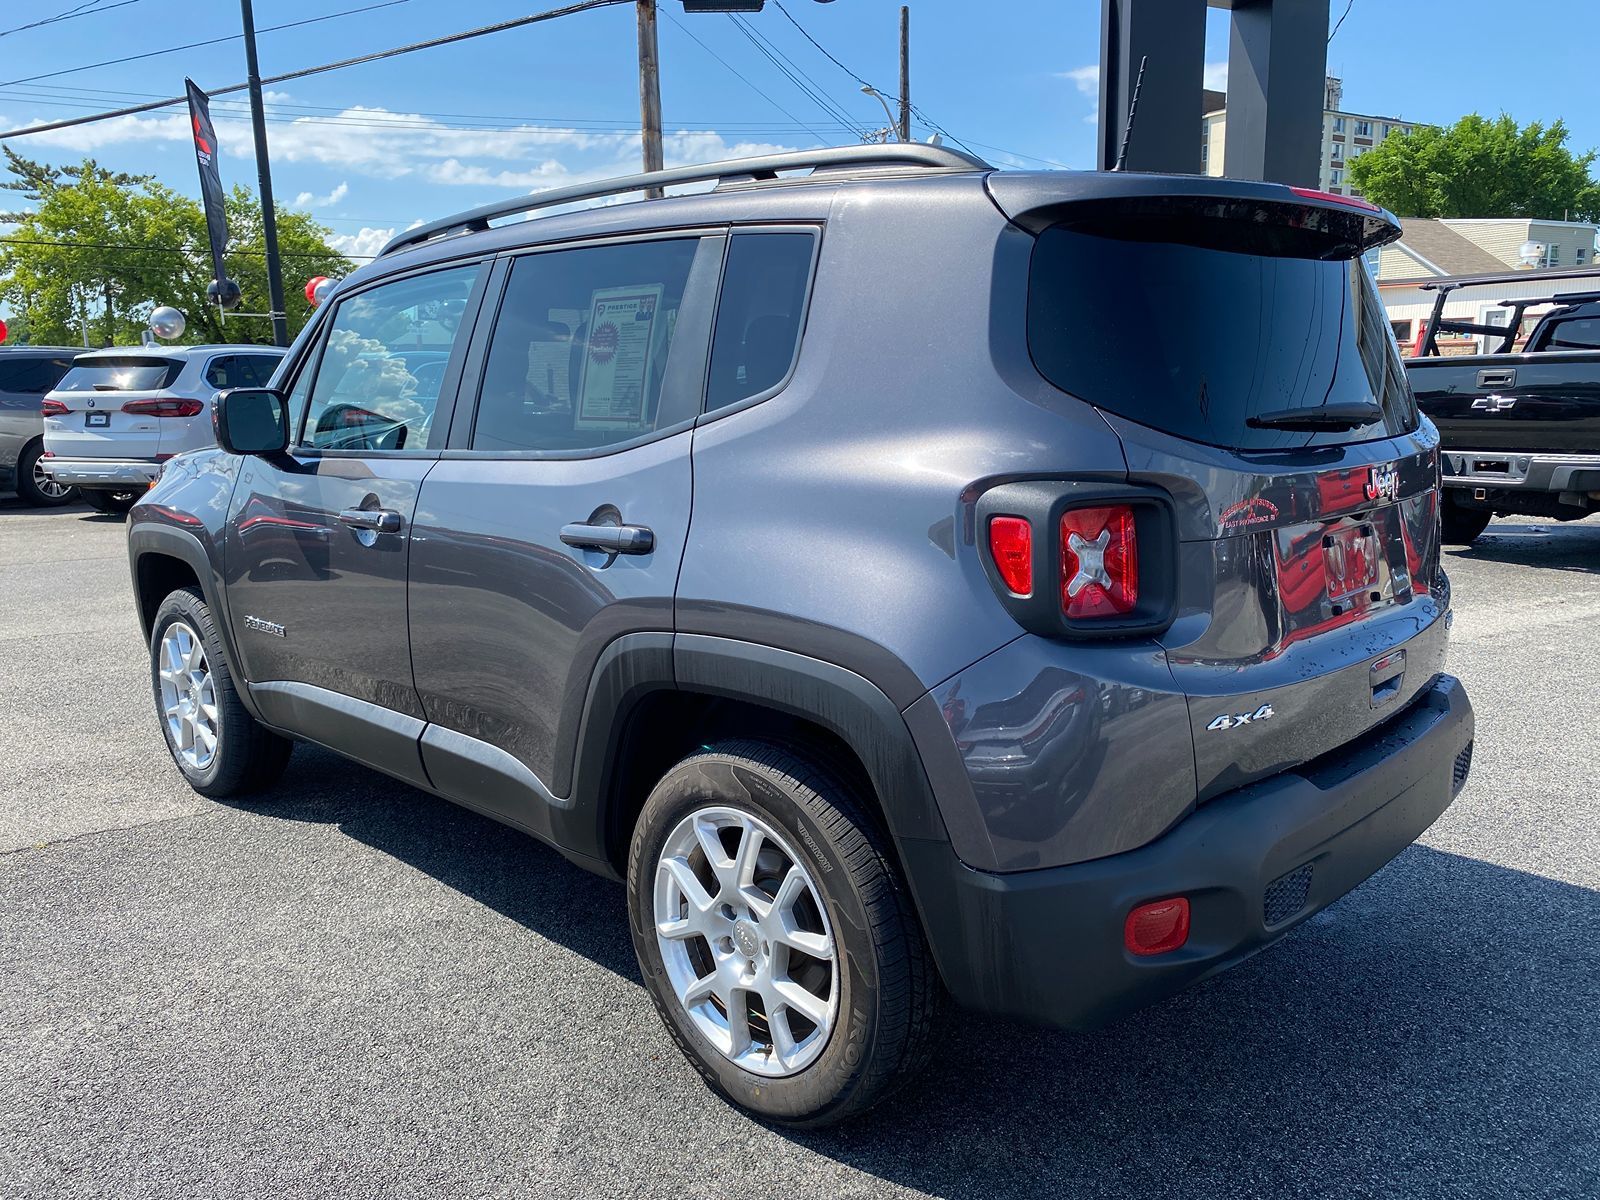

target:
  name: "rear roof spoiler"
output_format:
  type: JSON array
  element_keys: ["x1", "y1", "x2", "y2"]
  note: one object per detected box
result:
[{"x1": 984, "y1": 170, "x2": 1402, "y2": 250}]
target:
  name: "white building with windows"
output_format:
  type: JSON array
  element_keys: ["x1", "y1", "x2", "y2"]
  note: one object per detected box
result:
[{"x1": 1201, "y1": 77, "x2": 1421, "y2": 198}]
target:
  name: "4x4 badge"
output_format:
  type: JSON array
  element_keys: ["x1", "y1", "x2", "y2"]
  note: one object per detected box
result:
[{"x1": 1207, "y1": 703, "x2": 1275, "y2": 732}]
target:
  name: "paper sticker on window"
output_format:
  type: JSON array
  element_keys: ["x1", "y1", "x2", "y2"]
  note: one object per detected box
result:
[{"x1": 575, "y1": 285, "x2": 663, "y2": 431}]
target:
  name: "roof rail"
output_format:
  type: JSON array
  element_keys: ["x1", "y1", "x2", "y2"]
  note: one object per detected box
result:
[{"x1": 378, "y1": 143, "x2": 992, "y2": 257}]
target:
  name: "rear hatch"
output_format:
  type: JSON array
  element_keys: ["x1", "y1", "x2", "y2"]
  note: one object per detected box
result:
[
  {"x1": 993, "y1": 177, "x2": 1448, "y2": 800},
  {"x1": 44, "y1": 355, "x2": 186, "y2": 461}
]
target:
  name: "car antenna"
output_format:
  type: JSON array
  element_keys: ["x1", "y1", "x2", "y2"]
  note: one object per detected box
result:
[{"x1": 1112, "y1": 55, "x2": 1148, "y2": 172}]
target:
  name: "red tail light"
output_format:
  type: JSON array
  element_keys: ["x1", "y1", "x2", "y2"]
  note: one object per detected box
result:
[
  {"x1": 40, "y1": 398, "x2": 68, "y2": 416},
  {"x1": 1060, "y1": 505, "x2": 1139, "y2": 618},
  {"x1": 987, "y1": 516, "x2": 1033, "y2": 597},
  {"x1": 122, "y1": 397, "x2": 204, "y2": 418}
]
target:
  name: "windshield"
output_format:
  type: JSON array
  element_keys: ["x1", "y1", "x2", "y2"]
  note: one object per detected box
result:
[
  {"x1": 55, "y1": 357, "x2": 183, "y2": 393},
  {"x1": 1027, "y1": 224, "x2": 1418, "y2": 450}
]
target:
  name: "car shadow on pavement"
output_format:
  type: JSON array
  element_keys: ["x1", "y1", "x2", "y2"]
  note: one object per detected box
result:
[
  {"x1": 240, "y1": 747, "x2": 1598, "y2": 1200},
  {"x1": 1449, "y1": 519, "x2": 1600, "y2": 575}
]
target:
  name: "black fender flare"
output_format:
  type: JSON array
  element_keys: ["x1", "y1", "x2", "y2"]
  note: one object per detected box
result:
[{"x1": 127, "y1": 521, "x2": 267, "y2": 725}]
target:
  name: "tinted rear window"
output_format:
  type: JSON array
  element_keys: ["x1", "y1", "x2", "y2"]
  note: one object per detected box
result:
[
  {"x1": 1027, "y1": 223, "x2": 1417, "y2": 450},
  {"x1": 55, "y1": 357, "x2": 183, "y2": 393}
]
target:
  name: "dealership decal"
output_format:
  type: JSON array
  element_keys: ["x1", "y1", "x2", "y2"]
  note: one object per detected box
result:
[{"x1": 1219, "y1": 497, "x2": 1280, "y2": 531}]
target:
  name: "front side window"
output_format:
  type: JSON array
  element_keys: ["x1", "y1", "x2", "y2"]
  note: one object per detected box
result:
[
  {"x1": 472, "y1": 238, "x2": 705, "y2": 453},
  {"x1": 303, "y1": 264, "x2": 480, "y2": 451},
  {"x1": 706, "y1": 231, "x2": 816, "y2": 412}
]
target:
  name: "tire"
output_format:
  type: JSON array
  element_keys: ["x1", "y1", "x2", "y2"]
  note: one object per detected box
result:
[
  {"x1": 82, "y1": 488, "x2": 139, "y2": 515},
  {"x1": 14, "y1": 439, "x2": 77, "y2": 507},
  {"x1": 628, "y1": 739, "x2": 940, "y2": 1127},
  {"x1": 1441, "y1": 498, "x2": 1492, "y2": 545},
  {"x1": 149, "y1": 586, "x2": 292, "y2": 798}
]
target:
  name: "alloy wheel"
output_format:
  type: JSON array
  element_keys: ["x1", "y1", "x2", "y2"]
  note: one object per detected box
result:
[
  {"x1": 158, "y1": 621, "x2": 219, "y2": 771},
  {"x1": 32, "y1": 458, "x2": 72, "y2": 501},
  {"x1": 653, "y1": 806, "x2": 838, "y2": 1077}
]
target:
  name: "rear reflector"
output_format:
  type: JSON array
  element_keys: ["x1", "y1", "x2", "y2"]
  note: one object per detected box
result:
[
  {"x1": 40, "y1": 398, "x2": 68, "y2": 416},
  {"x1": 1061, "y1": 505, "x2": 1138, "y2": 618},
  {"x1": 1125, "y1": 897, "x2": 1190, "y2": 956},
  {"x1": 122, "y1": 397, "x2": 204, "y2": 418},
  {"x1": 987, "y1": 516, "x2": 1033, "y2": 597}
]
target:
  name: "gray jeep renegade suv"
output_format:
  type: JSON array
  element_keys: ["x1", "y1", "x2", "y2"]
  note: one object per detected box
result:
[{"x1": 127, "y1": 145, "x2": 1475, "y2": 1126}]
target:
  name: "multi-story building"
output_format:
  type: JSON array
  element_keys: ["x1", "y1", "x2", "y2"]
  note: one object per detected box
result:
[{"x1": 1201, "y1": 77, "x2": 1421, "y2": 197}]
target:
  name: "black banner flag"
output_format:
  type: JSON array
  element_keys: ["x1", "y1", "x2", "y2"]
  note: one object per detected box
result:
[{"x1": 185, "y1": 79, "x2": 229, "y2": 290}]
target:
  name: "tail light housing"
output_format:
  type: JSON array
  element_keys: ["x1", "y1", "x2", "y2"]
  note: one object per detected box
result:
[
  {"x1": 122, "y1": 397, "x2": 204, "y2": 418},
  {"x1": 976, "y1": 481, "x2": 1176, "y2": 639},
  {"x1": 40, "y1": 398, "x2": 68, "y2": 416}
]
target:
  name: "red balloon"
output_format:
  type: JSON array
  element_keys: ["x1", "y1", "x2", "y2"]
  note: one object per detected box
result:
[
  {"x1": 304, "y1": 275, "x2": 328, "y2": 304},
  {"x1": 0, "y1": 318, "x2": 7, "y2": 344}
]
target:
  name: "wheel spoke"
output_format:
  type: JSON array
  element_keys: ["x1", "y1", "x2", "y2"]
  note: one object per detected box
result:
[
  {"x1": 732, "y1": 820, "x2": 765, "y2": 889},
  {"x1": 693, "y1": 817, "x2": 734, "y2": 890},
  {"x1": 724, "y1": 987, "x2": 752, "y2": 1057},
  {"x1": 661, "y1": 856, "x2": 715, "y2": 915},
  {"x1": 776, "y1": 924, "x2": 832, "y2": 959},
  {"x1": 769, "y1": 1008, "x2": 800, "y2": 1066},
  {"x1": 772, "y1": 978, "x2": 830, "y2": 1029},
  {"x1": 682, "y1": 972, "x2": 718, "y2": 1007}
]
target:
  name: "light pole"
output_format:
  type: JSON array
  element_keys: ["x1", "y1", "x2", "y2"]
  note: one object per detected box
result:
[{"x1": 860, "y1": 85, "x2": 899, "y2": 142}]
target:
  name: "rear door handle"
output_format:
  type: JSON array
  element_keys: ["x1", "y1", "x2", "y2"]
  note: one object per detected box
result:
[
  {"x1": 337, "y1": 507, "x2": 404, "y2": 533},
  {"x1": 559, "y1": 522, "x2": 654, "y2": 555}
]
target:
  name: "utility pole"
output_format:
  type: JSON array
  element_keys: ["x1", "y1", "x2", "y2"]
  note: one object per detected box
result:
[
  {"x1": 637, "y1": 0, "x2": 664, "y2": 197},
  {"x1": 239, "y1": 0, "x2": 288, "y2": 346},
  {"x1": 898, "y1": 6, "x2": 911, "y2": 143}
]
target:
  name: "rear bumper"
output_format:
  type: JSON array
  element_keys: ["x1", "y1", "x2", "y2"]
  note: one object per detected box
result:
[
  {"x1": 1443, "y1": 450, "x2": 1600, "y2": 498},
  {"x1": 906, "y1": 673, "x2": 1473, "y2": 1028},
  {"x1": 42, "y1": 457, "x2": 161, "y2": 488}
]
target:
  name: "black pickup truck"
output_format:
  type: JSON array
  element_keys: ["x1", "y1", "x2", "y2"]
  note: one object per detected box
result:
[{"x1": 1406, "y1": 277, "x2": 1600, "y2": 543}]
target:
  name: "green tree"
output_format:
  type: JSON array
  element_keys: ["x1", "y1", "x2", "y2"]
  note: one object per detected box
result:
[
  {"x1": 1349, "y1": 113, "x2": 1600, "y2": 220},
  {"x1": 0, "y1": 148, "x2": 351, "y2": 346}
]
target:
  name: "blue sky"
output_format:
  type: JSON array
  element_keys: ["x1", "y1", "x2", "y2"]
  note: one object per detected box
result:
[{"x1": 1, "y1": 0, "x2": 1597, "y2": 270}]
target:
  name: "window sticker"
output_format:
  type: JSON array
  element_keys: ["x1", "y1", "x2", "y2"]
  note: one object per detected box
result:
[{"x1": 575, "y1": 284, "x2": 664, "y2": 431}]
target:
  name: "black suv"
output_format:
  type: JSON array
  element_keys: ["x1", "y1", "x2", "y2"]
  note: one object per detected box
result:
[{"x1": 127, "y1": 146, "x2": 1475, "y2": 1126}]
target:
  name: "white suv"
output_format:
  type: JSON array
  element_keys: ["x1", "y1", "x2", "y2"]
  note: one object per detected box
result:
[{"x1": 43, "y1": 344, "x2": 285, "y2": 512}]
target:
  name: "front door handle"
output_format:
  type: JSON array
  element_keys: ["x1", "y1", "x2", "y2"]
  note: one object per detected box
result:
[
  {"x1": 560, "y1": 522, "x2": 654, "y2": 555},
  {"x1": 338, "y1": 507, "x2": 404, "y2": 534}
]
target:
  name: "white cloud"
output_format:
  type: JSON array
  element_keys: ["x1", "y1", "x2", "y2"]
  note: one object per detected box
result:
[
  {"x1": 327, "y1": 226, "x2": 396, "y2": 259},
  {"x1": 1204, "y1": 61, "x2": 1228, "y2": 91},
  {"x1": 292, "y1": 181, "x2": 349, "y2": 209},
  {"x1": 0, "y1": 102, "x2": 798, "y2": 193},
  {"x1": 1058, "y1": 65, "x2": 1101, "y2": 125}
]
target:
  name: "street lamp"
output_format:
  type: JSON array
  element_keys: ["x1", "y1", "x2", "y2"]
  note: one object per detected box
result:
[{"x1": 860, "y1": 84, "x2": 899, "y2": 143}]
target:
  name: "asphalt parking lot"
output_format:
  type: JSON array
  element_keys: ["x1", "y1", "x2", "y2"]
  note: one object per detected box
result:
[{"x1": 2, "y1": 497, "x2": 1597, "y2": 1200}]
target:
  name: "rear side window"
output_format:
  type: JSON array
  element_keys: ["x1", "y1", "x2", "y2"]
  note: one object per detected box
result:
[
  {"x1": 1535, "y1": 315, "x2": 1600, "y2": 351},
  {"x1": 206, "y1": 354, "x2": 282, "y2": 389},
  {"x1": 472, "y1": 238, "x2": 705, "y2": 453},
  {"x1": 1027, "y1": 221, "x2": 1417, "y2": 450},
  {"x1": 0, "y1": 355, "x2": 74, "y2": 394},
  {"x1": 54, "y1": 357, "x2": 183, "y2": 393},
  {"x1": 303, "y1": 263, "x2": 480, "y2": 452},
  {"x1": 706, "y1": 231, "x2": 815, "y2": 412}
]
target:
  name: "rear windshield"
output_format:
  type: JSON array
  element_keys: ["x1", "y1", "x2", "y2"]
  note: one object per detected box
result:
[
  {"x1": 1027, "y1": 221, "x2": 1418, "y2": 450},
  {"x1": 54, "y1": 357, "x2": 183, "y2": 393}
]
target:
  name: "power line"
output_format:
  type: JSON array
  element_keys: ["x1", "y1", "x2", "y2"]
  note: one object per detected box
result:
[
  {"x1": 1329, "y1": 0, "x2": 1356, "y2": 44},
  {"x1": 0, "y1": 0, "x2": 634, "y2": 141},
  {"x1": 0, "y1": 85, "x2": 855, "y2": 134},
  {"x1": 726, "y1": 13, "x2": 867, "y2": 139},
  {"x1": 0, "y1": 235, "x2": 374, "y2": 260},
  {"x1": 2, "y1": 1, "x2": 415, "y2": 88},
  {"x1": 0, "y1": 0, "x2": 145, "y2": 40},
  {"x1": 660, "y1": 10, "x2": 830, "y2": 144}
]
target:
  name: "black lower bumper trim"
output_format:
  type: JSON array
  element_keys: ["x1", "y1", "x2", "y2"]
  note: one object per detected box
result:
[{"x1": 906, "y1": 674, "x2": 1474, "y2": 1029}]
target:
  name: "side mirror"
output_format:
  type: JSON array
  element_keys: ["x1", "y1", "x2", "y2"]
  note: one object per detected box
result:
[{"x1": 214, "y1": 388, "x2": 290, "y2": 456}]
